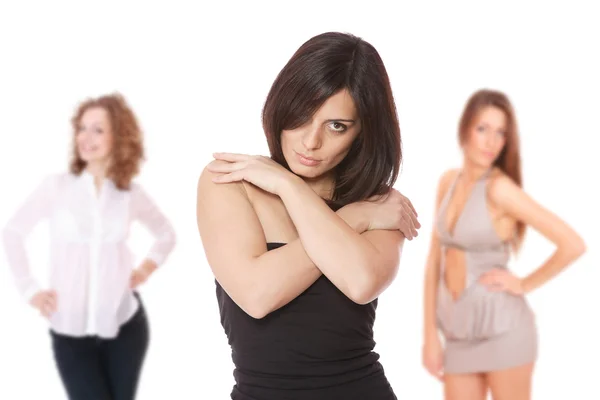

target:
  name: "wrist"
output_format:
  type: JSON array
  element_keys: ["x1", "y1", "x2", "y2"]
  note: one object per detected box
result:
[
  {"x1": 278, "y1": 172, "x2": 305, "y2": 199},
  {"x1": 424, "y1": 328, "x2": 440, "y2": 342},
  {"x1": 337, "y1": 203, "x2": 370, "y2": 233},
  {"x1": 424, "y1": 320, "x2": 437, "y2": 334},
  {"x1": 141, "y1": 260, "x2": 158, "y2": 275}
]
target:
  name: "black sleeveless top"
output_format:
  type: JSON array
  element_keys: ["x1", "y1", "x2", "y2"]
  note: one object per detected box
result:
[{"x1": 216, "y1": 242, "x2": 397, "y2": 400}]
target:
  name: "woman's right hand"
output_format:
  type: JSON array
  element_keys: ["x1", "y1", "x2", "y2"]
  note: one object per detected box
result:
[
  {"x1": 29, "y1": 290, "x2": 57, "y2": 318},
  {"x1": 208, "y1": 153, "x2": 300, "y2": 197},
  {"x1": 422, "y1": 334, "x2": 444, "y2": 381},
  {"x1": 363, "y1": 189, "x2": 421, "y2": 240}
]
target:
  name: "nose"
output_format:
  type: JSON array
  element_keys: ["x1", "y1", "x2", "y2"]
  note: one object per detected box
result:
[
  {"x1": 77, "y1": 130, "x2": 93, "y2": 146},
  {"x1": 302, "y1": 124, "x2": 323, "y2": 151},
  {"x1": 484, "y1": 130, "x2": 498, "y2": 148}
]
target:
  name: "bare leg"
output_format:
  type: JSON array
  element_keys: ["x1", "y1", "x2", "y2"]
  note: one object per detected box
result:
[
  {"x1": 444, "y1": 372, "x2": 488, "y2": 400},
  {"x1": 486, "y1": 362, "x2": 535, "y2": 400}
]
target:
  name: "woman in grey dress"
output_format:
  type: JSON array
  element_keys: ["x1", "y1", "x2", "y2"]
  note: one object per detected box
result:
[{"x1": 421, "y1": 89, "x2": 586, "y2": 400}]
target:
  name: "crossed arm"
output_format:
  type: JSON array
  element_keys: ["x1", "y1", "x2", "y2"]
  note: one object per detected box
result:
[{"x1": 196, "y1": 167, "x2": 406, "y2": 319}]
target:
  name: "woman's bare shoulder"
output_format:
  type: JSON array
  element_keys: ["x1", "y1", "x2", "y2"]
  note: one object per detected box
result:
[
  {"x1": 437, "y1": 168, "x2": 460, "y2": 199},
  {"x1": 197, "y1": 161, "x2": 247, "y2": 199}
]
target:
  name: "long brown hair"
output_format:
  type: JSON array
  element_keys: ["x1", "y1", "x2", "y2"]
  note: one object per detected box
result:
[
  {"x1": 70, "y1": 93, "x2": 144, "y2": 190},
  {"x1": 458, "y1": 89, "x2": 525, "y2": 251},
  {"x1": 262, "y1": 32, "x2": 401, "y2": 210}
]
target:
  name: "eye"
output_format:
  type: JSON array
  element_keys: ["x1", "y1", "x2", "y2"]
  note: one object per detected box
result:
[
  {"x1": 476, "y1": 125, "x2": 485, "y2": 132},
  {"x1": 328, "y1": 122, "x2": 347, "y2": 133}
]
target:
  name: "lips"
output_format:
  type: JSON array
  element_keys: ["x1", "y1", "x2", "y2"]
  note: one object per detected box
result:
[
  {"x1": 299, "y1": 153, "x2": 318, "y2": 161},
  {"x1": 79, "y1": 145, "x2": 97, "y2": 153},
  {"x1": 295, "y1": 151, "x2": 321, "y2": 167},
  {"x1": 482, "y1": 151, "x2": 495, "y2": 159}
]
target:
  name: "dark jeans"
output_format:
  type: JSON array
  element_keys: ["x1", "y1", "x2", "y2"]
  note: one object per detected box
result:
[{"x1": 50, "y1": 294, "x2": 149, "y2": 400}]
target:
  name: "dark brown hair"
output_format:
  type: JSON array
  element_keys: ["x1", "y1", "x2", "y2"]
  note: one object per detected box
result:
[
  {"x1": 70, "y1": 93, "x2": 144, "y2": 190},
  {"x1": 262, "y1": 32, "x2": 402, "y2": 210},
  {"x1": 459, "y1": 89, "x2": 525, "y2": 250}
]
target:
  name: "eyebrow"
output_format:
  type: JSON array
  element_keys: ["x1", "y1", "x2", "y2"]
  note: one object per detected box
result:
[
  {"x1": 478, "y1": 122, "x2": 506, "y2": 131},
  {"x1": 79, "y1": 123, "x2": 103, "y2": 129},
  {"x1": 325, "y1": 119, "x2": 356, "y2": 123}
]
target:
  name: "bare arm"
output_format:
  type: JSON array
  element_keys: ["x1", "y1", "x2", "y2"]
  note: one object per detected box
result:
[
  {"x1": 489, "y1": 175, "x2": 586, "y2": 293},
  {"x1": 423, "y1": 170, "x2": 455, "y2": 339},
  {"x1": 196, "y1": 167, "x2": 373, "y2": 318},
  {"x1": 278, "y1": 176, "x2": 405, "y2": 305}
]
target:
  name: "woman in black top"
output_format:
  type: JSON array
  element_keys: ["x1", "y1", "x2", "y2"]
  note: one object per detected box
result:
[{"x1": 196, "y1": 32, "x2": 420, "y2": 400}]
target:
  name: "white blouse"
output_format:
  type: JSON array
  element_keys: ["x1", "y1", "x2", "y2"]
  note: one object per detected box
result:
[{"x1": 2, "y1": 171, "x2": 176, "y2": 338}]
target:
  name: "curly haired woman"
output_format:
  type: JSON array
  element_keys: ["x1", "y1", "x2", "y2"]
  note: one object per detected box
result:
[{"x1": 2, "y1": 93, "x2": 176, "y2": 400}]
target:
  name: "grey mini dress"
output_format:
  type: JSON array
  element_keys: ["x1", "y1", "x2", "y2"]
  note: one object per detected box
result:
[{"x1": 435, "y1": 170, "x2": 538, "y2": 374}]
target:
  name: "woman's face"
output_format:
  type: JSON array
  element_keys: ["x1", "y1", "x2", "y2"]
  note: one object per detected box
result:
[
  {"x1": 280, "y1": 89, "x2": 362, "y2": 181},
  {"x1": 76, "y1": 107, "x2": 114, "y2": 165},
  {"x1": 463, "y1": 106, "x2": 507, "y2": 168}
]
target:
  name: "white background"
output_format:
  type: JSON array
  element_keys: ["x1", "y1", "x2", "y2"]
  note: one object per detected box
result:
[{"x1": 1, "y1": 1, "x2": 598, "y2": 399}]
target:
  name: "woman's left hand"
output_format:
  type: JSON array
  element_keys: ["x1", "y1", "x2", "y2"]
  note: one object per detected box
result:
[
  {"x1": 130, "y1": 260, "x2": 157, "y2": 289},
  {"x1": 207, "y1": 152, "x2": 297, "y2": 195},
  {"x1": 478, "y1": 268, "x2": 524, "y2": 295}
]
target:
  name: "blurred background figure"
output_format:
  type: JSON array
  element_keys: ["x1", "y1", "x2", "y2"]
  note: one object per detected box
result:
[
  {"x1": 2, "y1": 93, "x2": 176, "y2": 400},
  {"x1": 421, "y1": 89, "x2": 586, "y2": 400}
]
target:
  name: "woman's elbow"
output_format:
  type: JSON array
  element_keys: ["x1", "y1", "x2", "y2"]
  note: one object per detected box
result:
[
  {"x1": 245, "y1": 304, "x2": 269, "y2": 320},
  {"x1": 2, "y1": 225, "x2": 22, "y2": 247},
  {"x1": 346, "y1": 271, "x2": 387, "y2": 305},
  {"x1": 166, "y1": 220, "x2": 177, "y2": 242},
  {"x1": 240, "y1": 296, "x2": 271, "y2": 319},
  {"x1": 555, "y1": 234, "x2": 586, "y2": 265},
  {"x1": 348, "y1": 288, "x2": 377, "y2": 305},
  {"x1": 161, "y1": 227, "x2": 177, "y2": 254},
  {"x1": 233, "y1": 286, "x2": 273, "y2": 319},
  {"x1": 168, "y1": 231, "x2": 177, "y2": 251},
  {"x1": 347, "y1": 259, "x2": 399, "y2": 305},
  {"x1": 568, "y1": 235, "x2": 586, "y2": 260}
]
